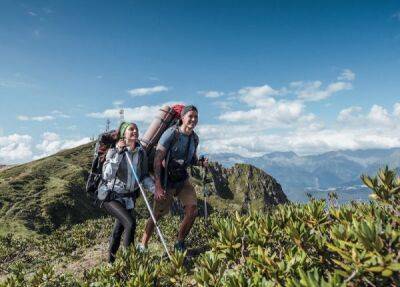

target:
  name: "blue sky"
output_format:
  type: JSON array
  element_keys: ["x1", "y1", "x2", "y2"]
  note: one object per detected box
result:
[{"x1": 1, "y1": 0, "x2": 400, "y2": 163}]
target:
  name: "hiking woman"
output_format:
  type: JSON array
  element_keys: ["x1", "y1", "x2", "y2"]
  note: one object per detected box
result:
[{"x1": 99, "y1": 122, "x2": 155, "y2": 263}]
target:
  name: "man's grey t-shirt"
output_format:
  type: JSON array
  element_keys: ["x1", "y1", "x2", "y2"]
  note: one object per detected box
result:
[{"x1": 157, "y1": 126, "x2": 197, "y2": 166}]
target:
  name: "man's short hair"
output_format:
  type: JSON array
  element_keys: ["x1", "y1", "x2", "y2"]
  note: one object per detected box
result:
[{"x1": 181, "y1": 105, "x2": 198, "y2": 117}]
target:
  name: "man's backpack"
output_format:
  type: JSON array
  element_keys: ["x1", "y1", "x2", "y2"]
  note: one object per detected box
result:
[
  {"x1": 140, "y1": 104, "x2": 185, "y2": 172},
  {"x1": 85, "y1": 130, "x2": 119, "y2": 196}
]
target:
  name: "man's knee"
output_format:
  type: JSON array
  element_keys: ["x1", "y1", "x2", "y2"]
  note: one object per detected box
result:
[{"x1": 185, "y1": 205, "x2": 198, "y2": 218}]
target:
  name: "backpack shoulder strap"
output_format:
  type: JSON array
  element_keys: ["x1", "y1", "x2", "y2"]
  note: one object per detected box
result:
[
  {"x1": 165, "y1": 127, "x2": 180, "y2": 163},
  {"x1": 191, "y1": 132, "x2": 199, "y2": 165},
  {"x1": 171, "y1": 126, "x2": 180, "y2": 149},
  {"x1": 163, "y1": 127, "x2": 180, "y2": 188},
  {"x1": 193, "y1": 132, "x2": 199, "y2": 149},
  {"x1": 184, "y1": 132, "x2": 193, "y2": 165}
]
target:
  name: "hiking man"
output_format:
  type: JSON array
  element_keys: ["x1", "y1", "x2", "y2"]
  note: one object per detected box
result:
[{"x1": 140, "y1": 105, "x2": 208, "y2": 251}]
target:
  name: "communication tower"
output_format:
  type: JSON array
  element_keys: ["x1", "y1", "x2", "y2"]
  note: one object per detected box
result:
[
  {"x1": 119, "y1": 109, "x2": 124, "y2": 123},
  {"x1": 105, "y1": 119, "x2": 111, "y2": 132}
]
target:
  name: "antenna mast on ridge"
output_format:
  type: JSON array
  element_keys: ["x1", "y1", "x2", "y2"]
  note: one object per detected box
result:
[
  {"x1": 105, "y1": 119, "x2": 111, "y2": 132},
  {"x1": 119, "y1": 109, "x2": 125, "y2": 123}
]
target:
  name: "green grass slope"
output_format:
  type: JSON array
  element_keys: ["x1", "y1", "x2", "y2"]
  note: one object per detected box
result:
[
  {"x1": 0, "y1": 143, "x2": 287, "y2": 237},
  {"x1": 0, "y1": 143, "x2": 104, "y2": 235}
]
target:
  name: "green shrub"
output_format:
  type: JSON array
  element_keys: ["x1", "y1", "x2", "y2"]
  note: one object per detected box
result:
[{"x1": 1, "y1": 166, "x2": 399, "y2": 286}]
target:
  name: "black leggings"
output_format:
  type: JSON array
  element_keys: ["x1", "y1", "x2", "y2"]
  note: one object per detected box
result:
[{"x1": 103, "y1": 200, "x2": 136, "y2": 263}]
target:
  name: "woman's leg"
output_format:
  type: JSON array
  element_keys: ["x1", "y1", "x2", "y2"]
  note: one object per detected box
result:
[
  {"x1": 108, "y1": 219, "x2": 124, "y2": 262},
  {"x1": 103, "y1": 200, "x2": 136, "y2": 261}
]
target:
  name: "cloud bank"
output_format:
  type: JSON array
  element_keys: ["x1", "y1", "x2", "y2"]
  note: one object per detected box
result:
[{"x1": 128, "y1": 85, "x2": 169, "y2": 97}]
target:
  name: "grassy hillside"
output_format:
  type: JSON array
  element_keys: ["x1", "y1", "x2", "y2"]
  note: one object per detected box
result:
[
  {"x1": 0, "y1": 143, "x2": 287, "y2": 237},
  {"x1": 0, "y1": 143, "x2": 103, "y2": 236}
]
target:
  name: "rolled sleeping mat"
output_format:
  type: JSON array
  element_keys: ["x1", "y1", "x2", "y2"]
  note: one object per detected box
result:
[{"x1": 140, "y1": 105, "x2": 176, "y2": 153}]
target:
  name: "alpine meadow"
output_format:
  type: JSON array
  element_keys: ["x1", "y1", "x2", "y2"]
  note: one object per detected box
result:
[
  {"x1": 0, "y1": 142, "x2": 399, "y2": 286},
  {"x1": 1, "y1": 1, "x2": 400, "y2": 286}
]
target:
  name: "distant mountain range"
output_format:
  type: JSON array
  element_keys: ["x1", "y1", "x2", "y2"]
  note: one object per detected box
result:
[{"x1": 208, "y1": 148, "x2": 400, "y2": 203}]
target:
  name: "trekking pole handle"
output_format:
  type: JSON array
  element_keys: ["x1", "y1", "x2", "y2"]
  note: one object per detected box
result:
[
  {"x1": 199, "y1": 155, "x2": 206, "y2": 166},
  {"x1": 124, "y1": 151, "x2": 172, "y2": 260}
]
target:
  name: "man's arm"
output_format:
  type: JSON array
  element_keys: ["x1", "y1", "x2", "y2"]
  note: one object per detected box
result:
[
  {"x1": 154, "y1": 148, "x2": 167, "y2": 200},
  {"x1": 154, "y1": 149, "x2": 166, "y2": 187},
  {"x1": 153, "y1": 127, "x2": 175, "y2": 199}
]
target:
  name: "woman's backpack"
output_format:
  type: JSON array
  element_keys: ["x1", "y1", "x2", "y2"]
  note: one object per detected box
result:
[{"x1": 85, "y1": 130, "x2": 119, "y2": 196}]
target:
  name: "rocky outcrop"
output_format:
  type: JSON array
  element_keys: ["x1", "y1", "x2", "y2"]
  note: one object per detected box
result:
[
  {"x1": 191, "y1": 162, "x2": 288, "y2": 214},
  {"x1": 0, "y1": 165, "x2": 9, "y2": 171}
]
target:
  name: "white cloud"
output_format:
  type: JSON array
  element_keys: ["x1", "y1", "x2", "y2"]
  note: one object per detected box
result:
[
  {"x1": 17, "y1": 115, "x2": 55, "y2": 121},
  {"x1": 198, "y1": 121, "x2": 400, "y2": 157},
  {"x1": 296, "y1": 81, "x2": 352, "y2": 102},
  {"x1": 35, "y1": 132, "x2": 61, "y2": 156},
  {"x1": 338, "y1": 69, "x2": 356, "y2": 81},
  {"x1": 238, "y1": 84, "x2": 280, "y2": 107},
  {"x1": 51, "y1": 110, "x2": 70, "y2": 118},
  {"x1": 18, "y1": 111, "x2": 70, "y2": 121},
  {"x1": 0, "y1": 131, "x2": 91, "y2": 164},
  {"x1": 127, "y1": 85, "x2": 169, "y2": 97},
  {"x1": 87, "y1": 102, "x2": 180, "y2": 124},
  {"x1": 194, "y1": 70, "x2": 400, "y2": 156},
  {"x1": 198, "y1": 90, "x2": 224, "y2": 98},
  {"x1": 34, "y1": 132, "x2": 90, "y2": 159},
  {"x1": 0, "y1": 134, "x2": 33, "y2": 163},
  {"x1": 218, "y1": 82, "x2": 307, "y2": 126},
  {"x1": 393, "y1": 103, "x2": 400, "y2": 117},
  {"x1": 88, "y1": 106, "x2": 158, "y2": 123},
  {"x1": 61, "y1": 137, "x2": 91, "y2": 150},
  {"x1": 199, "y1": 100, "x2": 400, "y2": 156},
  {"x1": 337, "y1": 105, "x2": 395, "y2": 128},
  {"x1": 213, "y1": 101, "x2": 233, "y2": 110},
  {"x1": 113, "y1": 100, "x2": 124, "y2": 107},
  {"x1": 337, "y1": 106, "x2": 363, "y2": 122},
  {"x1": 219, "y1": 99, "x2": 304, "y2": 127},
  {"x1": 17, "y1": 115, "x2": 29, "y2": 121},
  {"x1": 32, "y1": 115, "x2": 54, "y2": 121},
  {"x1": 290, "y1": 81, "x2": 304, "y2": 88},
  {"x1": 0, "y1": 78, "x2": 32, "y2": 88},
  {"x1": 66, "y1": 125, "x2": 77, "y2": 131},
  {"x1": 367, "y1": 105, "x2": 391, "y2": 125}
]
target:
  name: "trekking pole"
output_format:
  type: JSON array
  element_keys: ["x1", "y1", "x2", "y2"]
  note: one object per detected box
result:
[
  {"x1": 200, "y1": 155, "x2": 209, "y2": 224},
  {"x1": 124, "y1": 151, "x2": 172, "y2": 261},
  {"x1": 202, "y1": 167, "x2": 208, "y2": 223}
]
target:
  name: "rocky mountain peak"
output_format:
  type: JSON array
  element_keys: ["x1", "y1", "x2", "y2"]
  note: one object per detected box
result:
[
  {"x1": 262, "y1": 151, "x2": 298, "y2": 159},
  {"x1": 191, "y1": 162, "x2": 288, "y2": 213}
]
